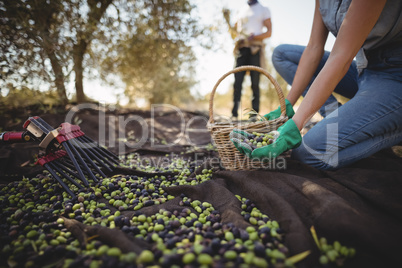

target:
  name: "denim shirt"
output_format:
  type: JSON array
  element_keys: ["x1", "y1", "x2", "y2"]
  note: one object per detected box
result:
[{"x1": 319, "y1": 0, "x2": 402, "y2": 70}]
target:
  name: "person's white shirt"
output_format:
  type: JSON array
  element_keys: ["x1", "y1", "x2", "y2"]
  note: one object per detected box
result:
[{"x1": 235, "y1": 2, "x2": 271, "y2": 36}]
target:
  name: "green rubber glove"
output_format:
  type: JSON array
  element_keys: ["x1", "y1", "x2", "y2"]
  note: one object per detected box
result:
[
  {"x1": 251, "y1": 119, "x2": 302, "y2": 160},
  {"x1": 229, "y1": 129, "x2": 254, "y2": 157},
  {"x1": 263, "y1": 99, "x2": 295, "y2": 120},
  {"x1": 229, "y1": 129, "x2": 251, "y2": 140}
]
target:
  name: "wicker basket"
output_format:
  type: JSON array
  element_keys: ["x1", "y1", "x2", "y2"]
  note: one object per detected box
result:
[{"x1": 207, "y1": 65, "x2": 288, "y2": 170}]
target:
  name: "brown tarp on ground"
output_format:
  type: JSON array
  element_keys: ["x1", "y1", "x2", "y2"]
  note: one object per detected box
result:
[
  {"x1": 211, "y1": 154, "x2": 402, "y2": 267},
  {"x1": 1, "y1": 108, "x2": 402, "y2": 267}
]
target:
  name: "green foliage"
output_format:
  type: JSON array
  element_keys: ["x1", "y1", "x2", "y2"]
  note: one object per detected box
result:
[
  {"x1": 0, "y1": 0, "x2": 116, "y2": 104},
  {"x1": 0, "y1": 0, "x2": 69, "y2": 103},
  {"x1": 99, "y1": 0, "x2": 208, "y2": 107},
  {"x1": 0, "y1": 0, "x2": 212, "y2": 107},
  {"x1": 0, "y1": 84, "x2": 61, "y2": 111}
]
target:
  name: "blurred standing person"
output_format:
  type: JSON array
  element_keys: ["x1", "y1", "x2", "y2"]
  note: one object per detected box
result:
[{"x1": 229, "y1": 0, "x2": 272, "y2": 120}]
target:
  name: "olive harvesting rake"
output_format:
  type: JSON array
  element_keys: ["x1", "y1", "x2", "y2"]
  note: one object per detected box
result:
[{"x1": 0, "y1": 116, "x2": 119, "y2": 197}]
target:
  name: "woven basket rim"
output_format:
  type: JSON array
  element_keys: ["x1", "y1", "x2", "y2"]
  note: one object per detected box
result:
[{"x1": 208, "y1": 65, "x2": 286, "y2": 125}]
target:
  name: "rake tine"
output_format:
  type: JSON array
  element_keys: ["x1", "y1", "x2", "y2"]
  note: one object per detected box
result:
[
  {"x1": 74, "y1": 138, "x2": 114, "y2": 172},
  {"x1": 77, "y1": 137, "x2": 120, "y2": 167},
  {"x1": 62, "y1": 141, "x2": 90, "y2": 187},
  {"x1": 92, "y1": 147, "x2": 120, "y2": 166},
  {"x1": 56, "y1": 157, "x2": 79, "y2": 172},
  {"x1": 36, "y1": 151, "x2": 79, "y2": 197},
  {"x1": 51, "y1": 161, "x2": 83, "y2": 189},
  {"x1": 83, "y1": 135, "x2": 119, "y2": 160},
  {"x1": 69, "y1": 138, "x2": 103, "y2": 180},
  {"x1": 64, "y1": 140, "x2": 98, "y2": 183},
  {"x1": 61, "y1": 156, "x2": 98, "y2": 176},
  {"x1": 84, "y1": 147, "x2": 114, "y2": 172},
  {"x1": 56, "y1": 123, "x2": 107, "y2": 182},
  {"x1": 28, "y1": 117, "x2": 119, "y2": 187},
  {"x1": 80, "y1": 135, "x2": 120, "y2": 162},
  {"x1": 37, "y1": 117, "x2": 119, "y2": 166},
  {"x1": 74, "y1": 139, "x2": 112, "y2": 173},
  {"x1": 43, "y1": 163, "x2": 76, "y2": 198}
]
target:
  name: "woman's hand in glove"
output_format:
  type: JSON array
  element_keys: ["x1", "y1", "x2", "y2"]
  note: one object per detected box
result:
[
  {"x1": 229, "y1": 129, "x2": 255, "y2": 157},
  {"x1": 230, "y1": 119, "x2": 302, "y2": 160},
  {"x1": 263, "y1": 99, "x2": 295, "y2": 120},
  {"x1": 251, "y1": 119, "x2": 302, "y2": 160}
]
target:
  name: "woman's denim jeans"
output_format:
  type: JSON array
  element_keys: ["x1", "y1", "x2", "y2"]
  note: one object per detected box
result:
[{"x1": 272, "y1": 44, "x2": 402, "y2": 170}]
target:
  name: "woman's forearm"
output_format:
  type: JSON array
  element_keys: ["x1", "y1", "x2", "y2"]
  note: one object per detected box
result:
[
  {"x1": 286, "y1": 0, "x2": 328, "y2": 106},
  {"x1": 287, "y1": 44, "x2": 325, "y2": 105},
  {"x1": 292, "y1": 0, "x2": 387, "y2": 130},
  {"x1": 292, "y1": 54, "x2": 353, "y2": 129}
]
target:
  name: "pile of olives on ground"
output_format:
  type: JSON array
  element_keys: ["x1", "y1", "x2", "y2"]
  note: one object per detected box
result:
[{"x1": 0, "y1": 152, "x2": 355, "y2": 267}]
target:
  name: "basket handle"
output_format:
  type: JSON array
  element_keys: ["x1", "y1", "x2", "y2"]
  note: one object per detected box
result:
[{"x1": 208, "y1": 65, "x2": 286, "y2": 124}]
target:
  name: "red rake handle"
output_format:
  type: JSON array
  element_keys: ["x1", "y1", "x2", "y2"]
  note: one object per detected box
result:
[{"x1": 0, "y1": 131, "x2": 32, "y2": 143}]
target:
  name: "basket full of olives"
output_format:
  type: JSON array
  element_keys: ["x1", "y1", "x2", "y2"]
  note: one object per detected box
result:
[{"x1": 207, "y1": 65, "x2": 288, "y2": 170}]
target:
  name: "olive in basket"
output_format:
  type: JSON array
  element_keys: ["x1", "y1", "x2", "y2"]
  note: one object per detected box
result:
[
  {"x1": 230, "y1": 130, "x2": 279, "y2": 150},
  {"x1": 230, "y1": 119, "x2": 302, "y2": 160}
]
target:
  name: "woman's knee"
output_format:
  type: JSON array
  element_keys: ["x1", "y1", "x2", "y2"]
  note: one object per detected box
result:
[
  {"x1": 291, "y1": 144, "x2": 337, "y2": 170},
  {"x1": 272, "y1": 44, "x2": 291, "y2": 66},
  {"x1": 272, "y1": 44, "x2": 305, "y2": 85},
  {"x1": 291, "y1": 127, "x2": 341, "y2": 170}
]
